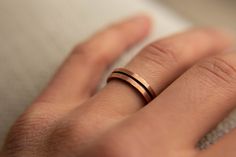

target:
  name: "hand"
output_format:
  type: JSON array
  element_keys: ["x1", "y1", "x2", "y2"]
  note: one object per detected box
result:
[{"x1": 1, "y1": 15, "x2": 236, "y2": 157}]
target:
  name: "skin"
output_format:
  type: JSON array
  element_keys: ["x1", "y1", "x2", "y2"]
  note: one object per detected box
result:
[{"x1": 1, "y1": 15, "x2": 236, "y2": 157}]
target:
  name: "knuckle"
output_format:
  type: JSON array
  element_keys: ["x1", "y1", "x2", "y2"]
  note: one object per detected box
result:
[
  {"x1": 91, "y1": 52, "x2": 112, "y2": 67},
  {"x1": 3, "y1": 112, "x2": 50, "y2": 155},
  {"x1": 73, "y1": 43, "x2": 110, "y2": 67},
  {"x1": 46, "y1": 122, "x2": 73, "y2": 155},
  {"x1": 72, "y1": 43, "x2": 87, "y2": 56},
  {"x1": 47, "y1": 118, "x2": 93, "y2": 154},
  {"x1": 48, "y1": 120, "x2": 75, "y2": 146},
  {"x1": 141, "y1": 42, "x2": 178, "y2": 69},
  {"x1": 3, "y1": 116, "x2": 30, "y2": 154},
  {"x1": 72, "y1": 44, "x2": 93, "y2": 63},
  {"x1": 47, "y1": 110, "x2": 125, "y2": 156},
  {"x1": 196, "y1": 56, "x2": 236, "y2": 84},
  {"x1": 8, "y1": 113, "x2": 43, "y2": 137}
]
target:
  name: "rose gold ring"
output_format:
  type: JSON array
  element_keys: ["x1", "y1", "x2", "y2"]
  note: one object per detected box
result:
[{"x1": 107, "y1": 68, "x2": 156, "y2": 103}]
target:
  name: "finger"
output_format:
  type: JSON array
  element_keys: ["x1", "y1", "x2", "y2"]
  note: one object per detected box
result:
[
  {"x1": 35, "y1": 15, "x2": 151, "y2": 107},
  {"x1": 198, "y1": 129, "x2": 236, "y2": 157},
  {"x1": 127, "y1": 51, "x2": 236, "y2": 150},
  {"x1": 90, "y1": 28, "x2": 232, "y2": 116}
]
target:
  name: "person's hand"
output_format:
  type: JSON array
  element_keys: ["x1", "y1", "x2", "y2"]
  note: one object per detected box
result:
[{"x1": 1, "y1": 15, "x2": 236, "y2": 157}]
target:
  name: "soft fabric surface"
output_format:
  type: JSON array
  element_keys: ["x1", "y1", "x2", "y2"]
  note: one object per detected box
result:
[{"x1": 0, "y1": 0, "x2": 235, "y2": 149}]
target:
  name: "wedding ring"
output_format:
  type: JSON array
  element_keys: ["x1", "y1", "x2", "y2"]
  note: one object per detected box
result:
[{"x1": 107, "y1": 68, "x2": 156, "y2": 103}]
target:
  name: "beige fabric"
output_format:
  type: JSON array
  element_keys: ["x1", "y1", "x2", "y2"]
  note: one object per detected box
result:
[{"x1": 0, "y1": 0, "x2": 235, "y2": 150}]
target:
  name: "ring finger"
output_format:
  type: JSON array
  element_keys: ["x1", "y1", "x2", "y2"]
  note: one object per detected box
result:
[{"x1": 89, "y1": 28, "x2": 232, "y2": 117}]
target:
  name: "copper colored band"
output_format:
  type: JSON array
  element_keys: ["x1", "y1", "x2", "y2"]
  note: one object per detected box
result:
[{"x1": 107, "y1": 68, "x2": 156, "y2": 103}]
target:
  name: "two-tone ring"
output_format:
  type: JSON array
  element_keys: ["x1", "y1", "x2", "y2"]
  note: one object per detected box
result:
[{"x1": 107, "y1": 68, "x2": 156, "y2": 103}]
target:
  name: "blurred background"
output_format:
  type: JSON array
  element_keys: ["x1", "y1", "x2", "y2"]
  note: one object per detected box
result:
[
  {"x1": 158, "y1": 0, "x2": 236, "y2": 33},
  {"x1": 0, "y1": 0, "x2": 236, "y2": 148}
]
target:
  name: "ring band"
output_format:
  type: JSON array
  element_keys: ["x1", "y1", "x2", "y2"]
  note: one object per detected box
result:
[{"x1": 107, "y1": 68, "x2": 156, "y2": 103}]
